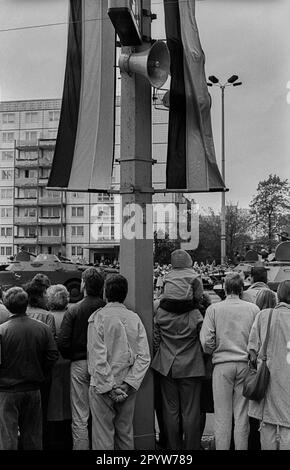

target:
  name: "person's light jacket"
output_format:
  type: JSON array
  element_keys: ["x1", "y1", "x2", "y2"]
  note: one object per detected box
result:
[
  {"x1": 87, "y1": 302, "x2": 150, "y2": 394},
  {"x1": 248, "y1": 303, "x2": 290, "y2": 427},
  {"x1": 200, "y1": 296, "x2": 259, "y2": 364}
]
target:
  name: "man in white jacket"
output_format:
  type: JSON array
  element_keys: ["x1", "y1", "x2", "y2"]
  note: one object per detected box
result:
[
  {"x1": 87, "y1": 274, "x2": 151, "y2": 450},
  {"x1": 200, "y1": 273, "x2": 259, "y2": 450}
]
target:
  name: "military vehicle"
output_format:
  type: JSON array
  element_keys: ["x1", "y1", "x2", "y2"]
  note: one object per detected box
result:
[
  {"x1": 212, "y1": 241, "x2": 290, "y2": 299},
  {"x1": 267, "y1": 241, "x2": 290, "y2": 291},
  {"x1": 0, "y1": 252, "x2": 118, "y2": 303}
]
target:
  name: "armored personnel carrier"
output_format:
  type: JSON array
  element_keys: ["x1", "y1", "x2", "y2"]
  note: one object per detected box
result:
[{"x1": 0, "y1": 253, "x2": 87, "y2": 303}]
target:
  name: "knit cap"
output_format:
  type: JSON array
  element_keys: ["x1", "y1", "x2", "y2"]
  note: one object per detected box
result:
[{"x1": 171, "y1": 249, "x2": 193, "y2": 268}]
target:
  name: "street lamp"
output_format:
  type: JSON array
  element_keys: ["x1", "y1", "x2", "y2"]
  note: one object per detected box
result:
[{"x1": 207, "y1": 74, "x2": 242, "y2": 265}]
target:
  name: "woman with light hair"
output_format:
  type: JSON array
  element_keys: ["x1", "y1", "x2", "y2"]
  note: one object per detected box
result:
[
  {"x1": 248, "y1": 280, "x2": 290, "y2": 450},
  {"x1": 46, "y1": 284, "x2": 72, "y2": 449}
]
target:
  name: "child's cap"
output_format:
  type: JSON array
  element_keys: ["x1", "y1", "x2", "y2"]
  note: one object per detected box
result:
[{"x1": 171, "y1": 249, "x2": 193, "y2": 268}]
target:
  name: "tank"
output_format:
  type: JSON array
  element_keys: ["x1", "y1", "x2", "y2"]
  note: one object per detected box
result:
[
  {"x1": 266, "y1": 241, "x2": 290, "y2": 291},
  {"x1": 0, "y1": 252, "x2": 118, "y2": 303}
]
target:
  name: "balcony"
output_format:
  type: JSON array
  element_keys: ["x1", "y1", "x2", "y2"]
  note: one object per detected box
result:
[
  {"x1": 38, "y1": 139, "x2": 55, "y2": 150},
  {"x1": 38, "y1": 217, "x2": 62, "y2": 225},
  {"x1": 14, "y1": 198, "x2": 37, "y2": 207},
  {"x1": 38, "y1": 197, "x2": 63, "y2": 206},
  {"x1": 15, "y1": 177, "x2": 38, "y2": 188},
  {"x1": 38, "y1": 158, "x2": 52, "y2": 168},
  {"x1": 15, "y1": 159, "x2": 38, "y2": 169},
  {"x1": 38, "y1": 177, "x2": 49, "y2": 186},
  {"x1": 14, "y1": 236, "x2": 37, "y2": 245},
  {"x1": 38, "y1": 236, "x2": 62, "y2": 245},
  {"x1": 16, "y1": 140, "x2": 39, "y2": 150},
  {"x1": 14, "y1": 217, "x2": 37, "y2": 226}
]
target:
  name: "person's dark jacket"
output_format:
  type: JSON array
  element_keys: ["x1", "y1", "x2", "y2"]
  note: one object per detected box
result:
[
  {"x1": 0, "y1": 314, "x2": 58, "y2": 392},
  {"x1": 58, "y1": 296, "x2": 105, "y2": 361}
]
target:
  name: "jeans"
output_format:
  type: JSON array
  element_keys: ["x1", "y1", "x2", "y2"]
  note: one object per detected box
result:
[
  {"x1": 159, "y1": 375, "x2": 202, "y2": 450},
  {"x1": 70, "y1": 360, "x2": 90, "y2": 450},
  {"x1": 213, "y1": 362, "x2": 249, "y2": 450},
  {"x1": 0, "y1": 390, "x2": 42, "y2": 450},
  {"x1": 89, "y1": 386, "x2": 136, "y2": 450}
]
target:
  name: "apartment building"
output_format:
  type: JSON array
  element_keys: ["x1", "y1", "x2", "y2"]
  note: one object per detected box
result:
[{"x1": 0, "y1": 97, "x2": 176, "y2": 265}]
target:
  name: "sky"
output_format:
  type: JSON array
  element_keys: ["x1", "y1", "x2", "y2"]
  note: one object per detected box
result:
[{"x1": 0, "y1": 0, "x2": 289, "y2": 212}]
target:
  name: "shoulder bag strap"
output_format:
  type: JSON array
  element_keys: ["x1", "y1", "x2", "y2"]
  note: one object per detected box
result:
[{"x1": 261, "y1": 308, "x2": 274, "y2": 361}]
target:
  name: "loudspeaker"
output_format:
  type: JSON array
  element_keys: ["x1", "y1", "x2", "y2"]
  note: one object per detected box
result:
[{"x1": 119, "y1": 40, "x2": 170, "y2": 89}]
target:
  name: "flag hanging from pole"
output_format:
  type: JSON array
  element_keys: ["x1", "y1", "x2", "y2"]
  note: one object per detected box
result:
[
  {"x1": 48, "y1": 0, "x2": 116, "y2": 191},
  {"x1": 164, "y1": 0, "x2": 225, "y2": 192}
]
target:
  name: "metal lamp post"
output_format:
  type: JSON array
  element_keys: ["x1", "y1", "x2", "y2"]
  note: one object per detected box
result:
[{"x1": 207, "y1": 75, "x2": 242, "y2": 265}]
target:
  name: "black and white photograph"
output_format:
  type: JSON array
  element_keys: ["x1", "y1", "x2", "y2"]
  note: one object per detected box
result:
[{"x1": 0, "y1": 0, "x2": 289, "y2": 456}]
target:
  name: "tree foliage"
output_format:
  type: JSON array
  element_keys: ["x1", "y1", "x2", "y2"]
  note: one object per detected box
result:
[{"x1": 249, "y1": 174, "x2": 290, "y2": 250}]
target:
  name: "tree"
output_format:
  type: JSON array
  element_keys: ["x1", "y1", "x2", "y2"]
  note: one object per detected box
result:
[
  {"x1": 226, "y1": 203, "x2": 253, "y2": 262},
  {"x1": 249, "y1": 174, "x2": 290, "y2": 250},
  {"x1": 153, "y1": 230, "x2": 180, "y2": 265}
]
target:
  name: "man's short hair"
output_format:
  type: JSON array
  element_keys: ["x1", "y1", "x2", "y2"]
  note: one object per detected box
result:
[
  {"x1": 82, "y1": 267, "x2": 104, "y2": 296},
  {"x1": 3, "y1": 287, "x2": 28, "y2": 314},
  {"x1": 105, "y1": 274, "x2": 128, "y2": 303},
  {"x1": 251, "y1": 266, "x2": 267, "y2": 284},
  {"x1": 224, "y1": 273, "x2": 244, "y2": 296},
  {"x1": 277, "y1": 280, "x2": 290, "y2": 304}
]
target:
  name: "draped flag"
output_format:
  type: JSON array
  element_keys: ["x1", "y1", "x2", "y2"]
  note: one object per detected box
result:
[
  {"x1": 48, "y1": 0, "x2": 116, "y2": 191},
  {"x1": 164, "y1": 0, "x2": 225, "y2": 192}
]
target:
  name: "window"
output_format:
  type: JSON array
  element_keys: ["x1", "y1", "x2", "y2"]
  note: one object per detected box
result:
[
  {"x1": 1, "y1": 170, "x2": 13, "y2": 180},
  {"x1": 25, "y1": 131, "x2": 38, "y2": 141},
  {"x1": 72, "y1": 246, "x2": 83, "y2": 256},
  {"x1": 0, "y1": 247, "x2": 4, "y2": 256},
  {"x1": 0, "y1": 188, "x2": 13, "y2": 199},
  {"x1": 97, "y1": 193, "x2": 114, "y2": 202},
  {"x1": 1, "y1": 227, "x2": 13, "y2": 237},
  {"x1": 23, "y1": 227, "x2": 36, "y2": 238},
  {"x1": 48, "y1": 130, "x2": 57, "y2": 139},
  {"x1": 23, "y1": 169, "x2": 37, "y2": 179},
  {"x1": 6, "y1": 247, "x2": 12, "y2": 256},
  {"x1": 48, "y1": 111, "x2": 60, "y2": 122},
  {"x1": 2, "y1": 113, "x2": 15, "y2": 124},
  {"x1": 72, "y1": 206, "x2": 84, "y2": 217},
  {"x1": 24, "y1": 208, "x2": 36, "y2": 217},
  {"x1": 25, "y1": 112, "x2": 39, "y2": 124},
  {"x1": 71, "y1": 226, "x2": 84, "y2": 237},
  {"x1": 1, "y1": 151, "x2": 14, "y2": 161},
  {"x1": 1, "y1": 208, "x2": 12, "y2": 218},
  {"x1": 47, "y1": 227, "x2": 60, "y2": 237},
  {"x1": 2, "y1": 132, "x2": 15, "y2": 143},
  {"x1": 42, "y1": 207, "x2": 60, "y2": 217}
]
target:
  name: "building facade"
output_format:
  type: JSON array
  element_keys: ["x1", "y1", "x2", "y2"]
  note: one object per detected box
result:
[{"x1": 0, "y1": 97, "x2": 176, "y2": 265}]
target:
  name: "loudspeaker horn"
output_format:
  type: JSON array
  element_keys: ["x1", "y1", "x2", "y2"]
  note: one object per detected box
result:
[{"x1": 119, "y1": 40, "x2": 170, "y2": 89}]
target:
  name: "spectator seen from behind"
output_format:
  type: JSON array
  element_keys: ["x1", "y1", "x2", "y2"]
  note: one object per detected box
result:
[
  {"x1": 241, "y1": 265, "x2": 270, "y2": 303},
  {"x1": 0, "y1": 287, "x2": 58, "y2": 450},
  {"x1": 46, "y1": 285, "x2": 72, "y2": 449},
  {"x1": 0, "y1": 286, "x2": 9, "y2": 325},
  {"x1": 58, "y1": 267, "x2": 105, "y2": 450},
  {"x1": 247, "y1": 280, "x2": 290, "y2": 450},
  {"x1": 200, "y1": 273, "x2": 259, "y2": 450},
  {"x1": 87, "y1": 274, "x2": 150, "y2": 450}
]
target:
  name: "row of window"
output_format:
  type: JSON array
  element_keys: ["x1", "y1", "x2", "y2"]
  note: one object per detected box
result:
[
  {"x1": 0, "y1": 246, "x2": 12, "y2": 256},
  {"x1": 2, "y1": 111, "x2": 60, "y2": 125},
  {"x1": 1, "y1": 130, "x2": 57, "y2": 143},
  {"x1": 1, "y1": 227, "x2": 13, "y2": 237}
]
